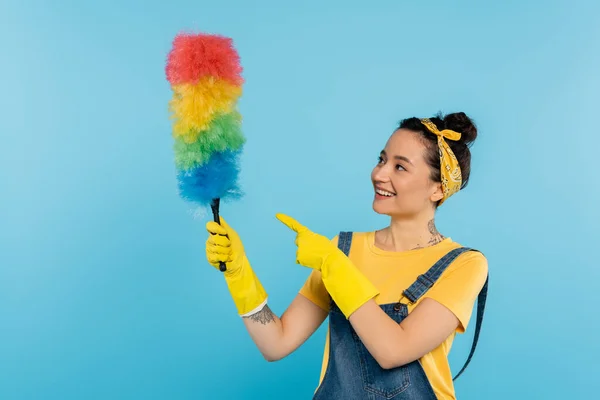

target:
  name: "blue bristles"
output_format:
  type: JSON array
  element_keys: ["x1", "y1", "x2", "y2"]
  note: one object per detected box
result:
[{"x1": 177, "y1": 149, "x2": 244, "y2": 205}]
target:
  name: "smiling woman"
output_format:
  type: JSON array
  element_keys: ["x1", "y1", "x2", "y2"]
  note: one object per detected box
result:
[
  {"x1": 373, "y1": 112, "x2": 477, "y2": 217},
  {"x1": 204, "y1": 112, "x2": 488, "y2": 400}
]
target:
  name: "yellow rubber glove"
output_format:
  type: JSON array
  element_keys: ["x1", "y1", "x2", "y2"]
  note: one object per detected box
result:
[
  {"x1": 276, "y1": 213, "x2": 379, "y2": 319},
  {"x1": 205, "y1": 217, "x2": 268, "y2": 317}
]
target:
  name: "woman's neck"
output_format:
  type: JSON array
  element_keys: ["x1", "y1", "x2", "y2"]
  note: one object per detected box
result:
[{"x1": 375, "y1": 213, "x2": 445, "y2": 252}]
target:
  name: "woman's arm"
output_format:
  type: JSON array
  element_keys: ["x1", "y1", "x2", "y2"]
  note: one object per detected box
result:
[
  {"x1": 349, "y1": 256, "x2": 488, "y2": 369},
  {"x1": 349, "y1": 298, "x2": 459, "y2": 369},
  {"x1": 274, "y1": 214, "x2": 488, "y2": 369},
  {"x1": 205, "y1": 218, "x2": 328, "y2": 362},
  {"x1": 243, "y1": 294, "x2": 328, "y2": 362}
]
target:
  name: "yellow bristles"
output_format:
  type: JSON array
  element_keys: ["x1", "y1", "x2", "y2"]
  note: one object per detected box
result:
[{"x1": 168, "y1": 76, "x2": 242, "y2": 143}]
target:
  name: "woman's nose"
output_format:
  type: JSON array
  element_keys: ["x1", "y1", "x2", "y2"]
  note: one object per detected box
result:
[{"x1": 372, "y1": 166, "x2": 390, "y2": 182}]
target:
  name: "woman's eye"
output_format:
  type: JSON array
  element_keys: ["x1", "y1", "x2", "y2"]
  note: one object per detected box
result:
[
  {"x1": 377, "y1": 156, "x2": 384, "y2": 164},
  {"x1": 396, "y1": 164, "x2": 405, "y2": 171}
]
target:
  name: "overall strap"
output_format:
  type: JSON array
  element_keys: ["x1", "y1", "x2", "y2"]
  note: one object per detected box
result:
[
  {"x1": 328, "y1": 232, "x2": 354, "y2": 309},
  {"x1": 401, "y1": 247, "x2": 488, "y2": 381},
  {"x1": 337, "y1": 231, "x2": 353, "y2": 256},
  {"x1": 402, "y1": 247, "x2": 474, "y2": 303},
  {"x1": 453, "y1": 274, "x2": 488, "y2": 380}
]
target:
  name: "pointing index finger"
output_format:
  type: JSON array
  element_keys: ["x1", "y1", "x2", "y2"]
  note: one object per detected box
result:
[{"x1": 276, "y1": 213, "x2": 308, "y2": 233}]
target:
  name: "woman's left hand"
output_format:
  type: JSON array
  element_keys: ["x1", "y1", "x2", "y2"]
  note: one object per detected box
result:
[
  {"x1": 277, "y1": 212, "x2": 380, "y2": 319},
  {"x1": 275, "y1": 213, "x2": 336, "y2": 271}
]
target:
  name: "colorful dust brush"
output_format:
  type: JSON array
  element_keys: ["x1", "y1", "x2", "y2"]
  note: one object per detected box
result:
[{"x1": 166, "y1": 32, "x2": 245, "y2": 272}]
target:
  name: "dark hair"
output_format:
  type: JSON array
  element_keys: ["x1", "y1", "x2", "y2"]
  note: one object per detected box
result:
[{"x1": 398, "y1": 112, "x2": 477, "y2": 202}]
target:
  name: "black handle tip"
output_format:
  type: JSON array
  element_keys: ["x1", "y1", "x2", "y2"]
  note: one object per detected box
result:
[{"x1": 211, "y1": 198, "x2": 227, "y2": 273}]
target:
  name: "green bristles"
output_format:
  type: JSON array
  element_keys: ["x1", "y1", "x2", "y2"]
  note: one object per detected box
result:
[{"x1": 174, "y1": 111, "x2": 246, "y2": 171}]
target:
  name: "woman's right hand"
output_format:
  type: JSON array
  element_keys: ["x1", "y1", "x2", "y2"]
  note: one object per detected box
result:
[
  {"x1": 204, "y1": 216, "x2": 328, "y2": 362},
  {"x1": 205, "y1": 217, "x2": 246, "y2": 275},
  {"x1": 205, "y1": 217, "x2": 268, "y2": 317}
]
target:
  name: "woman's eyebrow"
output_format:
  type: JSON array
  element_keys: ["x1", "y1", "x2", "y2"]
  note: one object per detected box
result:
[{"x1": 380, "y1": 150, "x2": 413, "y2": 165}]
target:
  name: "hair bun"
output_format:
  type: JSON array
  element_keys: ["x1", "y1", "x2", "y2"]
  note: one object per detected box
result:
[{"x1": 443, "y1": 112, "x2": 477, "y2": 146}]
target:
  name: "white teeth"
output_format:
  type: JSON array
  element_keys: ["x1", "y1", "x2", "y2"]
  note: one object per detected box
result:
[{"x1": 376, "y1": 189, "x2": 395, "y2": 197}]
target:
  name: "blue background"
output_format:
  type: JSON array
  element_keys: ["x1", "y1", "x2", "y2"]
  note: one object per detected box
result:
[{"x1": 1, "y1": 0, "x2": 598, "y2": 399}]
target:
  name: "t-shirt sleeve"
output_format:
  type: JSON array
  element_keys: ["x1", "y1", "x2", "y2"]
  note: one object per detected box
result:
[
  {"x1": 422, "y1": 251, "x2": 488, "y2": 333},
  {"x1": 297, "y1": 235, "x2": 339, "y2": 312},
  {"x1": 298, "y1": 269, "x2": 330, "y2": 311}
]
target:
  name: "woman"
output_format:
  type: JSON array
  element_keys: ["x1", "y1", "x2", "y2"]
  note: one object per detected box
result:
[{"x1": 205, "y1": 112, "x2": 489, "y2": 399}]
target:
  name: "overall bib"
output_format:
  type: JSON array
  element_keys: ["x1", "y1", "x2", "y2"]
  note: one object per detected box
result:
[{"x1": 313, "y1": 232, "x2": 488, "y2": 400}]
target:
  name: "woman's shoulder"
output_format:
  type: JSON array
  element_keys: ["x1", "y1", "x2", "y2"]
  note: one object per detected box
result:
[
  {"x1": 447, "y1": 239, "x2": 487, "y2": 260},
  {"x1": 443, "y1": 240, "x2": 489, "y2": 276}
]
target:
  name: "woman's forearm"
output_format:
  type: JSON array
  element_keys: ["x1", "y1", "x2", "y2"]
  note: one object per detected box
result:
[
  {"x1": 349, "y1": 298, "x2": 459, "y2": 369},
  {"x1": 240, "y1": 294, "x2": 329, "y2": 362},
  {"x1": 242, "y1": 305, "x2": 286, "y2": 361}
]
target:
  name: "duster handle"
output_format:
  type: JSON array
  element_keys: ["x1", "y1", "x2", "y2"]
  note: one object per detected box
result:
[{"x1": 210, "y1": 198, "x2": 227, "y2": 272}]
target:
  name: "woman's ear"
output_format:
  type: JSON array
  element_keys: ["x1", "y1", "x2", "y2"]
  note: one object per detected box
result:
[{"x1": 430, "y1": 182, "x2": 444, "y2": 203}]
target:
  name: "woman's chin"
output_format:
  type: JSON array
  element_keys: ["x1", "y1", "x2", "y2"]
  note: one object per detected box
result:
[{"x1": 372, "y1": 202, "x2": 391, "y2": 215}]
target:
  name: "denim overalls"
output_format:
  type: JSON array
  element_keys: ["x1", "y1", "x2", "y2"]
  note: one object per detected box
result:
[{"x1": 313, "y1": 232, "x2": 488, "y2": 400}]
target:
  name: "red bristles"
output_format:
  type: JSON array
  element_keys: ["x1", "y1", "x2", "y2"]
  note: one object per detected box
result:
[{"x1": 166, "y1": 33, "x2": 244, "y2": 86}]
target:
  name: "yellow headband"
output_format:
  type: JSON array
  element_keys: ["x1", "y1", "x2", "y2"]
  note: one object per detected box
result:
[{"x1": 420, "y1": 118, "x2": 462, "y2": 205}]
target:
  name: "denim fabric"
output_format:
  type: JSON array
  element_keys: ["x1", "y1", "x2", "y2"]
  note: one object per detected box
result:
[{"x1": 313, "y1": 232, "x2": 488, "y2": 399}]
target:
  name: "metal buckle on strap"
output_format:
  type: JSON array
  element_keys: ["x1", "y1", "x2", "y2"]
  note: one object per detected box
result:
[
  {"x1": 398, "y1": 291, "x2": 414, "y2": 305},
  {"x1": 394, "y1": 293, "x2": 412, "y2": 312}
]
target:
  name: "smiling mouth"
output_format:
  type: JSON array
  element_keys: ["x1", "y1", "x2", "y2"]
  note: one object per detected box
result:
[{"x1": 375, "y1": 188, "x2": 396, "y2": 197}]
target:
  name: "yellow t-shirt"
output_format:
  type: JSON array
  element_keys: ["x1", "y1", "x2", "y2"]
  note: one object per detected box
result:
[{"x1": 299, "y1": 231, "x2": 488, "y2": 400}]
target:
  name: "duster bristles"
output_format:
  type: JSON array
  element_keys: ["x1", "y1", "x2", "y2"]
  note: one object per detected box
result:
[
  {"x1": 169, "y1": 78, "x2": 242, "y2": 143},
  {"x1": 173, "y1": 111, "x2": 245, "y2": 171},
  {"x1": 166, "y1": 31, "x2": 245, "y2": 210},
  {"x1": 177, "y1": 149, "x2": 243, "y2": 205},
  {"x1": 166, "y1": 33, "x2": 243, "y2": 86}
]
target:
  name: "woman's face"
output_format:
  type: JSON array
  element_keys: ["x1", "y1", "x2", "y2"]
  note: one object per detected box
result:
[{"x1": 371, "y1": 129, "x2": 443, "y2": 218}]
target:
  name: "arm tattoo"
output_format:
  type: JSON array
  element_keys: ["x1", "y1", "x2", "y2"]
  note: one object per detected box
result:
[{"x1": 244, "y1": 304, "x2": 276, "y2": 325}]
